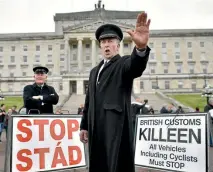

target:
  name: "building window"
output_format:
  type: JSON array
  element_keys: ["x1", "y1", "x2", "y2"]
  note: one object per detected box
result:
[
  {"x1": 48, "y1": 45, "x2": 52, "y2": 51},
  {"x1": 0, "y1": 56, "x2": 2, "y2": 63},
  {"x1": 60, "y1": 54, "x2": 65, "y2": 62},
  {"x1": 165, "y1": 81, "x2": 170, "y2": 89},
  {"x1": 203, "y1": 68, "x2": 207, "y2": 74},
  {"x1": 175, "y1": 52, "x2": 180, "y2": 60},
  {"x1": 140, "y1": 81, "x2": 144, "y2": 89},
  {"x1": 152, "y1": 81, "x2": 157, "y2": 89},
  {"x1": 188, "y1": 52, "x2": 193, "y2": 59},
  {"x1": 86, "y1": 55, "x2": 90, "y2": 61},
  {"x1": 73, "y1": 54, "x2": 77, "y2": 61},
  {"x1": 23, "y1": 56, "x2": 27, "y2": 62},
  {"x1": 189, "y1": 64, "x2": 194, "y2": 74},
  {"x1": 22, "y1": 72, "x2": 26, "y2": 76},
  {"x1": 35, "y1": 55, "x2": 40, "y2": 62},
  {"x1": 163, "y1": 62, "x2": 169, "y2": 74},
  {"x1": 10, "y1": 56, "x2": 15, "y2": 63},
  {"x1": 73, "y1": 44, "x2": 77, "y2": 49},
  {"x1": 85, "y1": 44, "x2": 90, "y2": 49},
  {"x1": 162, "y1": 52, "x2": 167, "y2": 61},
  {"x1": 124, "y1": 43, "x2": 128, "y2": 48},
  {"x1": 48, "y1": 55, "x2": 52, "y2": 62},
  {"x1": 190, "y1": 69, "x2": 194, "y2": 74},
  {"x1": 150, "y1": 64, "x2": 156, "y2": 74},
  {"x1": 10, "y1": 73, "x2": 14, "y2": 77},
  {"x1": 202, "y1": 64, "x2": 208, "y2": 73},
  {"x1": 162, "y1": 42, "x2": 166, "y2": 48},
  {"x1": 201, "y1": 52, "x2": 206, "y2": 60},
  {"x1": 36, "y1": 45, "x2": 40, "y2": 51},
  {"x1": 60, "y1": 44, "x2": 65, "y2": 50},
  {"x1": 178, "y1": 81, "x2": 183, "y2": 89},
  {"x1": 174, "y1": 42, "x2": 179, "y2": 48},
  {"x1": 23, "y1": 45, "x2": 28, "y2": 51},
  {"x1": 0, "y1": 47, "x2": 3, "y2": 52},
  {"x1": 176, "y1": 64, "x2": 182, "y2": 73},
  {"x1": 150, "y1": 53, "x2": 155, "y2": 60},
  {"x1": 200, "y1": 42, "x2": 204, "y2": 47},
  {"x1": 187, "y1": 42, "x2": 192, "y2": 48},
  {"x1": 163, "y1": 69, "x2": 168, "y2": 74},
  {"x1": 11, "y1": 46, "x2": 15, "y2": 52},
  {"x1": 192, "y1": 82, "x2": 196, "y2": 90},
  {"x1": 59, "y1": 83, "x2": 63, "y2": 91},
  {"x1": 60, "y1": 65, "x2": 65, "y2": 75},
  {"x1": 149, "y1": 42, "x2": 154, "y2": 48}
]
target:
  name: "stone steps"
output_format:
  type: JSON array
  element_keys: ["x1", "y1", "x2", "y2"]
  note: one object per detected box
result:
[
  {"x1": 134, "y1": 93, "x2": 169, "y2": 112},
  {"x1": 62, "y1": 94, "x2": 86, "y2": 114},
  {"x1": 62, "y1": 93, "x2": 169, "y2": 114}
]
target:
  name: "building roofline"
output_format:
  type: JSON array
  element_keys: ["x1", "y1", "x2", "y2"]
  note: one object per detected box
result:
[
  {"x1": 54, "y1": 9, "x2": 141, "y2": 21},
  {"x1": 0, "y1": 29, "x2": 213, "y2": 41},
  {"x1": 0, "y1": 32, "x2": 64, "y2": 41}
]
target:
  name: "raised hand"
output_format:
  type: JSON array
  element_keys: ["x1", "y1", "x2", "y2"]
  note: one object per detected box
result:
[{"x1": 127, "y1": 12, "x2": 151, "y2": 49}]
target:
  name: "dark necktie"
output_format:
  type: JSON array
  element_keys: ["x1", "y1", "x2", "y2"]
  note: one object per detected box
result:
[{"x1": 97, "y1": 61, "x2": 108, "y2": 84}]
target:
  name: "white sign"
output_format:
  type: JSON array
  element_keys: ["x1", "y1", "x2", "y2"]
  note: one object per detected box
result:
[
  {"x1": 11, "y1": 116, "x2": 86, "y2": 172},
  {"x1": 135, "y1": 114, "x2": 207, "y2": 172}
]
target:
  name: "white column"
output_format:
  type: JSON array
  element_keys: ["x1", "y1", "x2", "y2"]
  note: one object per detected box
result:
[
  {"x1": 64, "y1": 38, "x2": 69, "y2": 72},
  {"x1": 133, "y1": 77, "x2": 141, "y2": 94},
  {"x1": 77, "y1": 80, "x2": 84, "y2": 95},
  {"x1": 77, "y1": 38, "x2": 83, "y2": 71},
  {"x1": 67, "y1": 39, "x2": 71, "y2": 72},
  {"x1": 62, "y1": 80, "x2": 70, "y2": 96},
  {"x1": 91, "y1": 38, "x2": 97, "y2": 67},
  {"x1": 119, "y1": 40, "x2": 124, "y2": 56}
]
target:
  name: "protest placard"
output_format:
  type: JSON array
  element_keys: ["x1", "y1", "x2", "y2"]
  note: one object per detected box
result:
[
  {"x1": 11, "y1": 116, "x2": 86, "y2": 172},
  {"x1": 135, "y1": 114, "x2": 208, "y2": 172}
]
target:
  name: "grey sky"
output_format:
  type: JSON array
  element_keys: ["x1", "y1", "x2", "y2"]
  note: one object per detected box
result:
[{"x1": 0, "y1": 0, "x2": 212, "y2": 33}]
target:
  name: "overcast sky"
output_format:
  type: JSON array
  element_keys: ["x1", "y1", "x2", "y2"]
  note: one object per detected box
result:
[{"x1": 0, "y1": 0, "x2": 212, "y2": 33}]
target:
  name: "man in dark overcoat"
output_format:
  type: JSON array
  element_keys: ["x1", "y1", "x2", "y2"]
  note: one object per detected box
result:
[
  {"x1": 23, "y1": 66, "x2": 59, "y2": 114},
  {"x1": 80, "y1": 12, "x2": 151, "y2": 172}
]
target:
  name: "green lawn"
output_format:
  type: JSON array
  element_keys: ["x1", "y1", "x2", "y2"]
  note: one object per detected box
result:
[
  {"x1": 169, "y1": 94, "x2": 207, "y2": 112},
  {"x1": 0, "y1": 96, "x2": 23, "y2": 111}
]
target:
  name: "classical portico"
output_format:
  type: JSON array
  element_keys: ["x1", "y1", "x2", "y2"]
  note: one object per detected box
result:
[{"x1": 61, "y1": 36, "x2": 140, "y2": 95}]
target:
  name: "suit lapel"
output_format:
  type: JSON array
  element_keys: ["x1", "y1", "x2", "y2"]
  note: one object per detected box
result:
[{"x1": 91, "y1": 60, "x2": 104, "y2": 91}]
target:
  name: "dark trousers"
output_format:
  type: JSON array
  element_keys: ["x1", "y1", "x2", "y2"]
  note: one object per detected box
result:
[{"x1": 0, "y1": 123, "x2": 4, "y2": 140}]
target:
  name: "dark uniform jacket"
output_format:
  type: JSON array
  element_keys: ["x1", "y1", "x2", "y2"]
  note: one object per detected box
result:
[
  {"x1": 23, "y1": 83, "x2": 59, "y2": 114},
  {"x1": 204, "y1": 104, "x2": 213, "y2": 112},
  {"x1": 80, "y1": 47, "x2": 150, "y2": 172}
]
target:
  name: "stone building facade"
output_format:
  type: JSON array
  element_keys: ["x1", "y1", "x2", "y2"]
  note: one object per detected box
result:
[{"x1": 0, "y1": 1, "x2": 213, "y2": 95}]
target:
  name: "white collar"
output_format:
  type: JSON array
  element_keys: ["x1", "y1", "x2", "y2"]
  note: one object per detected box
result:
[
  {"x1": 104, "y1": 59, "x2": 110, "y2": 63},
  {"x1": 37, "y1": 84, "x2": 44, "y2": 88}
]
